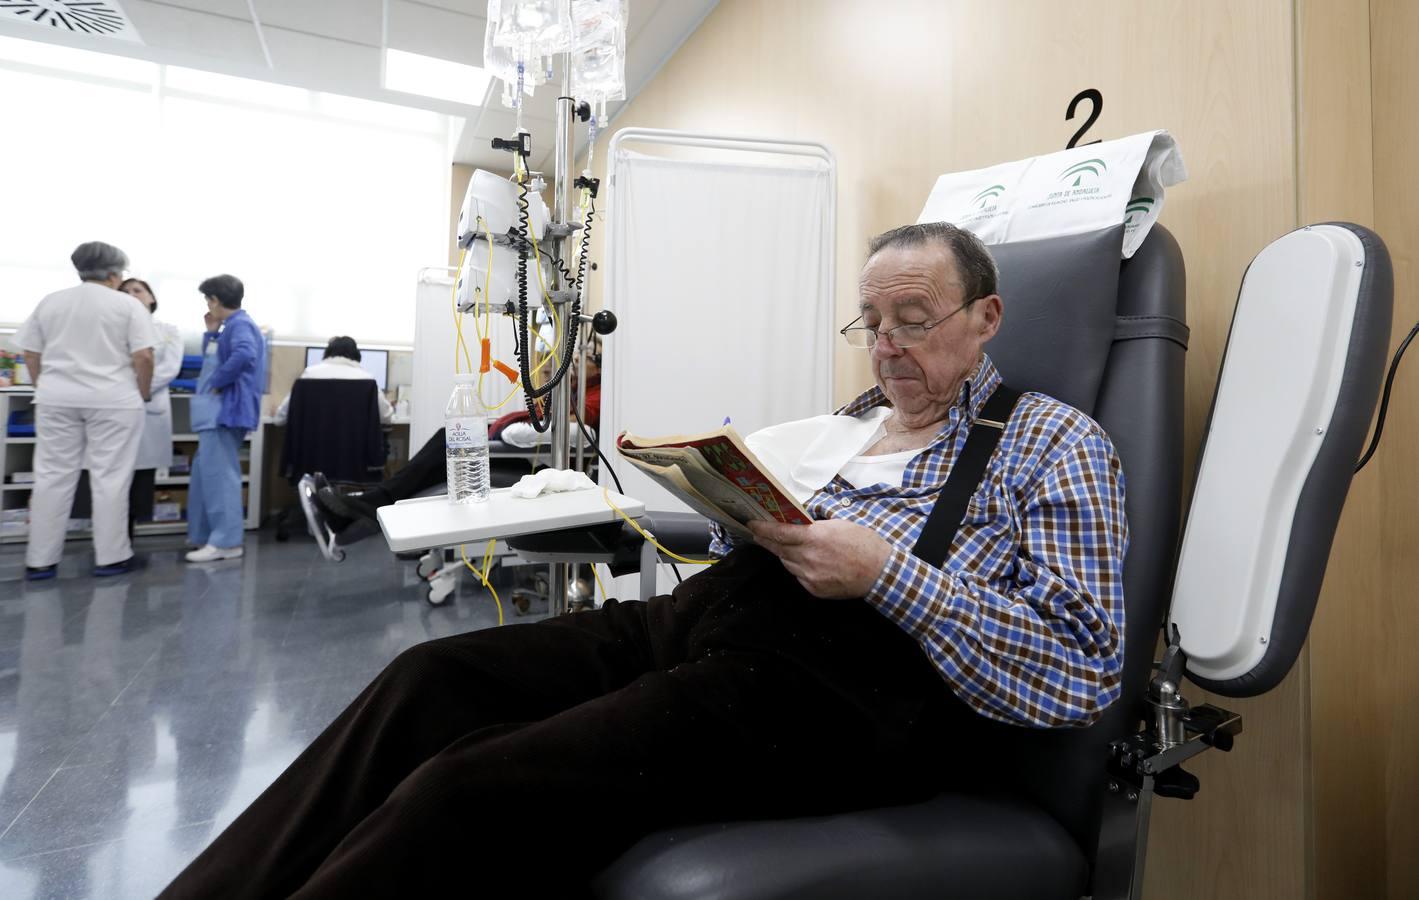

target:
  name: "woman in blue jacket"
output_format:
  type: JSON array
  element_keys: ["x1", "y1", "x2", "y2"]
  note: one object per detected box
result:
[{"x1": 186, "y1": 274, "x2": 264, "y2": 562}]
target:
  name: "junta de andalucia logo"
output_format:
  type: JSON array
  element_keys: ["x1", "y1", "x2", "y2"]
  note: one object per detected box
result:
[
  {"x1": 1029, "y1": 157, "x2": 1114, "y2": 210},
  {"x1": 1059, "y1": 158, "x2": 1109, "y2": 187},
  {"x1": 1125, "y1": 196, "x2": 1155, "y2": 227},
  {"x1": 971, "y1": 184, "x2": 1006, "y2": 209}
]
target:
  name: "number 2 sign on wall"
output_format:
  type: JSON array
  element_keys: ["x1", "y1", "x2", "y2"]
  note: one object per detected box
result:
[{"x1": 1066, "y1": 89, "x2": 1103, "y2": 149}]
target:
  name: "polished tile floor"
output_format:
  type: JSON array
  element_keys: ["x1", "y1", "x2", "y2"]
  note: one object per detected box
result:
[{"x1": 0, "y1": 531, "x2": 535, "y2": 899}]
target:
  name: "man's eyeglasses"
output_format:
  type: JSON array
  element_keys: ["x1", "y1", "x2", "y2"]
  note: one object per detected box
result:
[{"x1": 839, "y1": 298, "x2": 978, "y2": 349}]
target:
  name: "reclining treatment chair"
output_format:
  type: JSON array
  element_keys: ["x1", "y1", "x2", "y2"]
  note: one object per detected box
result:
[
  {"x1": 592, "y1": 221, "x2": 1391, "y2": 900},
  {"x1": 279, "y1": 378, "x2": 386, "y2": 548}
]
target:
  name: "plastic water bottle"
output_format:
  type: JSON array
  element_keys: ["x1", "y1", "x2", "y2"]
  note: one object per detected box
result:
[{"x1": 445, "y1": 374, "x2": 490, "y2": 503}]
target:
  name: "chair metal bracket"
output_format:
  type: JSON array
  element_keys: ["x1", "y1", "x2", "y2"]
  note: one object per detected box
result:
[{"x1": 1091, "y1": 626, "x2": 1244, "y2": 900}]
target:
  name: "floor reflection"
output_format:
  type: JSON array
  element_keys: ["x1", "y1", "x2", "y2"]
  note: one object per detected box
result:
[{"x1": 0, "y1": 534, "x2": 516, "y2": 899}]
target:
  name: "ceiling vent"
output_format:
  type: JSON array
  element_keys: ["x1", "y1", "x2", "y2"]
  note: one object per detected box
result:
[{"x1": 0, "y1": 1, "x2": 142, "y2": 42}]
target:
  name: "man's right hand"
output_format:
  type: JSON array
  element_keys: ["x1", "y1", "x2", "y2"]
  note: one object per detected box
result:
[
  {"x1": 749, "y1": 518, "x2": 893, "y2": 600},
  {"x1": 204, "y1": 311, "x2": 220, "y2": 333}
]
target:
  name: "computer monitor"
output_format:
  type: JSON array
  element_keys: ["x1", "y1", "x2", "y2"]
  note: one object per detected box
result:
[{"x1": 305, "y1": 346, "x2": 388, "y2": 391}]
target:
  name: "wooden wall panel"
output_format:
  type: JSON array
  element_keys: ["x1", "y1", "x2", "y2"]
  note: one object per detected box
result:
[
  {"x1": 1295, "y1": 2, "x2": 1384, "y2": 897},
  {"x1": 578, "y1": 2, "x2": 1319, "y2": 897},
  {"x1": 1369, "y1": 3, "x2": 1419, "y2": 896}
]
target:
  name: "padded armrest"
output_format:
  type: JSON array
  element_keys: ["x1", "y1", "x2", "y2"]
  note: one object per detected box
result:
[
  {"x1": 638, "y1": 511, "x2": 713, "y2": 556},
  {"x1": 594, "y1": 793, "x2": 1087, "y2": 900}
]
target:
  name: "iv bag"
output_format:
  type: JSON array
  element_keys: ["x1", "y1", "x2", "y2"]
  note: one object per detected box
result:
[
  {"x1": 571, "y1": 0, "x2": 622, "y2": 44},
  {"x1": 484, "y1": 0, "x2": 627, "y2": 110},
  {"x1": 485, "y1": 0, "x2": 550, "y2": 107},
  {"x1": 492, "y1": 0, "x2": 573, "y2": 56},
  {"x1": 570, "y1": 33, "x2": 625, "y2": 103},
  {"x1": 570, "y1": 0, "x2": 627, "y2": 107}
]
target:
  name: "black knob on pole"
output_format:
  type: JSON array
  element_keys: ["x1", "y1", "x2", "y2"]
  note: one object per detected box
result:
[{"x1": 591, "y1": 309, "x2": 617, "y2": 335}]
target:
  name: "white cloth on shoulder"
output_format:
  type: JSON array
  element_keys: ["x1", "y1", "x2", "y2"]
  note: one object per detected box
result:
[{"x1": 743, "y1": 406, "x2": 893, "y2": 504}]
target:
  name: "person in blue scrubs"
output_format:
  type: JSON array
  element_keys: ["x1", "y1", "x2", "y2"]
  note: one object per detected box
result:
[{"x1": 185, "y1": 275, "x2": 263, "y2": 562}]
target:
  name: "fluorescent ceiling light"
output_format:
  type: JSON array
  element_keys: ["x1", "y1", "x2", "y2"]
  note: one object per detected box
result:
[{"x1": 383, "y1": 49, "x2": 490, "y2": 107}]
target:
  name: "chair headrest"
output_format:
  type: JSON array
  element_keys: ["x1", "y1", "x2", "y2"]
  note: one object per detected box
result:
[
  {"x1": 985, "y1": 226, "x2": 1124, "y2": 413},
  {"x1": 291, "y1": 378, "x2": 378, "y2": 402}
]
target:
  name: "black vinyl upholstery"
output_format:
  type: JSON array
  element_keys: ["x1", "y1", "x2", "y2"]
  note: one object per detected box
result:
[
  {"x1": 594, "y1": 225, "x2": 1188, "y2": 899},
  {"x1": 1185, "y1": 223, "x2": 1391, "y2": 697},
  {"x1": 597, "y1": 795, "x2": 1087, "y2": 900},
  {"x1": 986, "y1": 225, "x2": 1126, "y2": 413},
  {"x1": 280, "y1": 379, "x2": 385, "y2": 484}
]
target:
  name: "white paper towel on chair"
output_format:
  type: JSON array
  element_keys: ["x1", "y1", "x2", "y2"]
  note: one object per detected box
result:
[{"x1": 917, "y1": 130, "x2": 1187, "y2": 258}]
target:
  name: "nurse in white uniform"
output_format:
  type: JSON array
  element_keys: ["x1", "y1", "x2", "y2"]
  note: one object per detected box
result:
[
  {"x1": 120, "y1": 278, "x2": 184, "y2": 522},
  {"x1": 16, "y1": 241, "x2": 156, "y2": 580}
]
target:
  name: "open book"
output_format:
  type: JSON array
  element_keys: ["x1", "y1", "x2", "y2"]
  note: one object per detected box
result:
[{"x1": 616, "y1": 425, "x2": 812, "y2": 538}]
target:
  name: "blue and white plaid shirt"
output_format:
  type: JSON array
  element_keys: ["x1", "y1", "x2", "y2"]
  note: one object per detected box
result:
[{"x1": 709, "y1": 354, "x2": 1128, "y2": 728}]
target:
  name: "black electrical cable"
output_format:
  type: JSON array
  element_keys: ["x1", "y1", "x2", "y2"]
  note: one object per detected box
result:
[
  {"x1": 513, "y1": 170, "x2": 550, "y2": 432},
  {"x1": 571, "y1": 407, "x2": 681, "y2": 584},
  {"x1": 554, "y1": 196, "x2": 593, "y2": 291},
  {"x1": 572, "y1": 403, "x2": 622, "y2": 495},
  {"x1": 574, "y1": 197, "x2": 595, "y2": 291},
  {"x1": 513, "y1": 227, "x2": 585, "y2": 440},
  {"x1": 1355, "y1": 319, "x2": 1419, "y2": 473},
  {"x1": 522, "y1": 240, "x2": 582, "y2": 402},
  {"x1": 512, "y1": 177, "x2": 574, "y2": 430},
  {"x1": 513, "y1": 183, "x2": 597, "y2": 436}
]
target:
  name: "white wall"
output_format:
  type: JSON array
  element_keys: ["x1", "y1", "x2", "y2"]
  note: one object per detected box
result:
[{"x1": 0, "y1": 35, "x2": 449, "y2": 346}]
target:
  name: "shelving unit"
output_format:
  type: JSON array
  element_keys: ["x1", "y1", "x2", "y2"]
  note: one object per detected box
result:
[{"x1": 1, "y1": 389, "x2": 264, "y2": 544}]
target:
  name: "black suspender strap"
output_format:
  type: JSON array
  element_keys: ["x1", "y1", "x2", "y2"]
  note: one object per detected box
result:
[{"x1": 910, "y1": 385, "x2": 1023, "y2": 568}]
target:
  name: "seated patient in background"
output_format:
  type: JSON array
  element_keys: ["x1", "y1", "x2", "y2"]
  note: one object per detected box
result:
[
  {"x1": 308, "y1": 351, "x2": 601, "y2": 539},
  {"x1": 160, "y1": 222, "x2": 1128, "y2": 899},
  {"x1": 273, "y1": 335, "x2": 393, "y2": 426}
]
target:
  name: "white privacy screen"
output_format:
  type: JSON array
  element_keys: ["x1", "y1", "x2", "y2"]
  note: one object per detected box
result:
[{"x1": 601, "y1": 135, "x2": 835, "y2": 595}]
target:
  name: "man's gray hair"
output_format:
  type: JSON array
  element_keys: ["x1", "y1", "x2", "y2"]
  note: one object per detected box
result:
[
  {"x1": 71, "y1": 241, "x2": 129, "y2": 282},
  {"x1": 867, "y1": 222, "x2": 999, "y2": 302}
]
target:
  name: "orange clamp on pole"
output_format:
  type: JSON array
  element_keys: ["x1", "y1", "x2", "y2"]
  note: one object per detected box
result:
[
  {"x1": 493, "y1": 360, "x2": 519, "y2": 383},
  {"x1": 479, "y1": 338, "x2": 491, "y2": 374}
]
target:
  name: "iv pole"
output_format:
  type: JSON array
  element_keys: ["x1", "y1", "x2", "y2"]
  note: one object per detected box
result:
[
  {"x1": 545, "y1": 61, "x2": 576, "y2": 615},
  {"x1": 480, "y1": 15, "x2": 614, "y2": 614}
]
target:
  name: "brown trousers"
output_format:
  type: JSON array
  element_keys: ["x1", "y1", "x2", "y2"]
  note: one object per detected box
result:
[{"x1": 161, "y1": 546, "x2": 974, "y2": 898}]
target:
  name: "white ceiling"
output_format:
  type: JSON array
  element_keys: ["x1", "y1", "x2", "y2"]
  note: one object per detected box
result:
[{"x1": 0, "y1": 0, "x2": 718, "y2": 169}]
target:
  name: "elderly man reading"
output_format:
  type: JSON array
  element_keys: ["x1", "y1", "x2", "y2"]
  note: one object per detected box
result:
[{"x1": 162, "y1": 223, "x2": 1127, "y2": 899}]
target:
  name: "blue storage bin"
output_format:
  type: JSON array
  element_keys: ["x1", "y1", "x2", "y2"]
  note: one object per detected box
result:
[{"x1": 7, "y1": 409, "x2": 35, "y2": 437}]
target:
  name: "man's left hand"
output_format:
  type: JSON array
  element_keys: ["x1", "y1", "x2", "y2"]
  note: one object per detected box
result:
[{"x1": 749, "y1": 518, "x2": 892, "y2": 599}]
